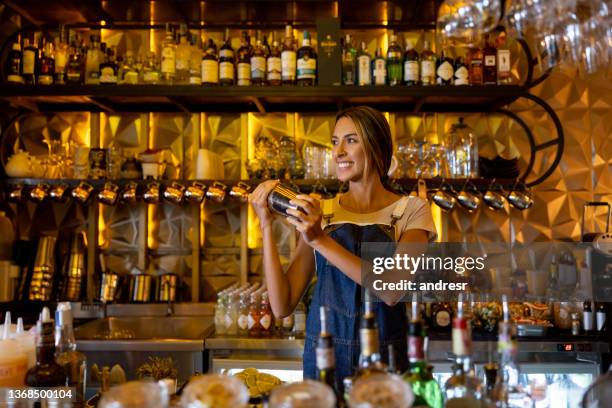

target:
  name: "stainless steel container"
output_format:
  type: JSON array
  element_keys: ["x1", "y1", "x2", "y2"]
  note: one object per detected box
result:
[
  {"x1": 99, "y1": 272, "x2": 119, "y2": 303},
  {"x1": 129, "y1": 274, "x2": 153, "y2": 303},
  {"x1": 267, "y1": 184, "x2": 305, "y2": 217},
  {"x1": 65, "y1": 232, "x2": 86, "y2": 301},
  {"x1": 157, "y1": 273, "x2": 178, "y2": 302},
  {"x1": 28, "y1": 235, "x2": 57, "y2": 301}
]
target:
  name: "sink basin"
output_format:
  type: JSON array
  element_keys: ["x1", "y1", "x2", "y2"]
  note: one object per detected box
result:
[{"x1": 75, "y1": 316, "x2": 213, "y2": 340}]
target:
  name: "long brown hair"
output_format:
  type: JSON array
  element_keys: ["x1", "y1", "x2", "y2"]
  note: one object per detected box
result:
[{"x1": 335, "y1": 106, "x2": 393, "y2": 188}]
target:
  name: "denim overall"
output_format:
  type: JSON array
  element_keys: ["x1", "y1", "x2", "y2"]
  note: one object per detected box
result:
[{"x1": 303, "y1": 197, "x2": 410, "y2": 391}]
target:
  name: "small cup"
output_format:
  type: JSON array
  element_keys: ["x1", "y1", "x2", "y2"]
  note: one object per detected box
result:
[
  {"x1": 229, "y1": 182, "x2": 251, "y2": 203},
  {"x1": 8, "y1": 185, "x2": 24, "y2": 203},
  {"x1": 49, "y1": 184, "x2": 69, "y2": 202},
  {"x1": 71, "y1": 182, "x2": 94, "y2": 204},
  {"x1": 163, "y1": 182, "x2": 186, "y2": 205},
  {"x1": 508, "y1": 185, "x2": 534, "y2": 210},
  {"x1": 121, "y1": 182, "x2": 139, "y2": 204},
  {"x1": 432, "y1": 185, "x2": 456, "y2": 212},
  {"x1": 29, "y1": 184, "x2": 49, "y2": 203},
  {"x1": 205, "y1": 181, "x2": 227, "y2": 203},
  {"x1": 98, "y1": 182, "x2": 120, "y2": 206},
  {"x1": 483, "y1": 189, "x2": 506, "y2": 211},
  {"x1": 184, "y1": 182, "x2": 207, "y2": 204},
  {"x1": 143, "y1": 182, "x2": 160, "y2": 204},
  {"x1": 456, "y1": 183, "x2": 481, "y2": 213}
]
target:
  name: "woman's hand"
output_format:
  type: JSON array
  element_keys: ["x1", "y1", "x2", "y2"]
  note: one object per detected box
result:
[
  {"x1": 285, "y1": 194, "x2": 325, "y2": 246},
  {"x1": 249, "y1": 180, "x2": 280, "y2": 229}
]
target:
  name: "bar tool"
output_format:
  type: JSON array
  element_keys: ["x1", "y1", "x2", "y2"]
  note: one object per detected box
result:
[
  {"x1": 72, "y1": 182, "x2": 94, "y2": 204},
  {"x1": 163, "y1": 182, "x2": 186, "y2": 205},
  {"x1": 483, "y1": 181, "x2": 506, "y2": 211},
  {"x1": 99, "y1": 272, "x2": 119, "y2": 303},
  {"x1": 129, "y1": 273, "x2": 153, "y2": 303},
  {"x1": 267, "y1": 183, "x2": 306, "y2": 217},
  {"x1": 49, "y1": 184, "x2": 69, "y2": 202},
  {"x1": 229, "y1": 182, "x2": 251, "y2": 203},
  {"x1": 143, "y1": 182, "x2": 160, "y2": 204},
  {"x1": 456, "y1": 181, "x2": 481, "y2": 212},
  {"x1": 205, "y1": 181, "x2": 228, "y2": 203},
  {"x1": 157, "y1": 273, "x2": 178, "y2": 302},
  {"x1": 184, "y1": 182, "x2": 206, "y2": 204},
  {"x1": 29, "y1": 183, "x2": 49, "y2": 203},
  {"x1": 431, "y1": 183, "x2": 456, "y2": 212},
  {"x1": 120, "y1": 182, "x2": 139, "y2": 204},
  {"x1": 507, "y1": 182, "x2": 533, "y2": 210},
  {"x1": 8, "y1": 184, "x2": 24, "y2": 203},
  {"x1": 98, "y1": 182, "x2": 120, "y2": 206},
  {"x1": 63, "y1": 232, "x2": 86, "y2": 301},
  {"x1": 28, "y1": 235, "x2": 57, "y2": 301}
]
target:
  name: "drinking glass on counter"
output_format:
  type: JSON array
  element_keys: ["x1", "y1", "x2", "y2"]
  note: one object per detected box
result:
[
  {"x1": 181, "y1": 374, "x2": 248, "y2": 408},
  {"x1": 98, "y1": 381, "x2": 169, "y2": 408},
  {"x1": 269, "y1": 380, "x2": 336, "y2": 408}
]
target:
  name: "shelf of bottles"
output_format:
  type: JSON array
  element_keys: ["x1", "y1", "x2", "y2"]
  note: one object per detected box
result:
[{"x1": 1, "y1": 24, "x2": 524, "y2": 113}]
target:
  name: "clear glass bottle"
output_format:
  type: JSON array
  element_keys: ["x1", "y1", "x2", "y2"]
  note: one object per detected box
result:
[
  {"x1": 454, "y1": 56, "x2": 469, "y2": 86},
  {"x1": 189, "y1": 33, "x2": 202, "y2": 85},
  {"x1": 38, "y1": 40, "x2": 55, "y2": 85},
  {"x1": 237, "y1": 31, "x2": 252, "y2": 86},
  {"x1": 54, "y1": 26, "x2": 68, "y2": 85},
  {"x1": 214, "y1": 291, "x2": 228, "y2": 335},
  {"x1": 259, "y1": 292, "x2": 274, "y2": 337},
  {"x1": 175, "y1": 23, "x2": 191, "y2": 84},
  {"x1": 293, "y1": 301, "x2": 307, "y2": 337},
  {"x1": 22, "y1": 37, "x2": 38, "y2": 85},
  {"x1": 436, "y1": 47, "x2": 454, "y2": 85},
  {"x1": 420, "y1": 39, "x2": 436, "y2": 86},
  {"x1": 446, "y1": 117, "x2": 478, "y2": 178},
  {"x1": 219, "y1": 28, "x2": 235, "y2": 86},
  {"x1": 55, "y1": 302, "x2": 86, "y2": 406},
  {"x1": 403, "y1": 39, "x2": 419, "y2": 85},
  {"x1": 297, "y1": 30, "x2": 316, "y2": 86},
  {"x1": 356, "y1": 41, "x2": 371, "y2": 86},
  {"x1": 467, "y1": 44, "x2": 483, "y2": 85},
  {"x1": 25, "y1": 316, "x2": 67, "y2": 390},
  {"x1": 372, "y1": 47, "x2": 386, "y2": 86},
  {"x1": 99, "y1": 46, "x2": 118, "y2": 85},
  {"x1": 66, "y1": 35, "x2": 84, "y2": 84},
  {"x1": 201, "y1": 38, "x2": 219, "y2": 86},
  {"x1": 141, "y1": 51, "x2": 161, "y2": 84},
  {"x1": 85, "y1": 34, "x2": 103, "y2": 85},
  {"x1": 251, "y1": 39, "x2": 267, "y2": 85},
  {"x1": 386, "y1": 34, "x2": 403, "y2": 86},
  {"x1": 281, "y1": 25, "x2": 297, "y2": 85},
  {"x1": 225, "y1": 291, "x2": 239, "y2": 336},
  {"x1": 6, "y1": 41, "x2": 24, "y2": 84},
  {"x1": 267, "y1": 40, "x2": 282, "y2": 86},
  {"x1": 342, "y1": 34, "x2": 356, "y2": 86},
  {"x1": 161, "y1": 23, "x2": 176, "y2": 84},
  {"x1": 444, "y1": 304, "x2": 483, "y2": 408},
  {"x1": 483, "y1": 34, "x2": 497, "y2": 85},
  {"x1": 316, "y1": 306, "x2": 337, "y2": 394}
]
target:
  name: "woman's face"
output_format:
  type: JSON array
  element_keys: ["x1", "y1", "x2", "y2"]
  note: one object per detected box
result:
[{"x1": 331, "y1": 117, "x2": 370, "y2": 183}]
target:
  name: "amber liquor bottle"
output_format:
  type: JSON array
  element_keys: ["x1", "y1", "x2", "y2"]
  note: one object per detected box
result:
[
  {"x1": 251, "y1": 39, "x2": 267, "y2": 86},
  {"x1": 316, "y1": 306, "x2": 337, "y2": 395},
  {"x1": 267, "y1": 40, "x2": 282, "y2": 86},
  {"x1": 236, "y1": 31, "x2": 252, "y2": 86},
  {"x1": 281, "y1": 25, "x2": 297, "y2": 85},
  {"x1": 483, "y1": 34, "x2": 497, "y2": 85},
  {"x1": 201, "y1": 39, "x2": 219, "y2": 86},
  {"x1": 22, "y1": 37, "x2": 38, "y2": 85},
  {"x1": 467, "y1": 45, "x2": 483, "y2": 85},
  {"x1": 219, "y1": 28, "x2": 235, "y2": 86},
  {"x1": 66, "y1": 36, "x2": 84, "y2": 84},
  {"x1": 6, "y1": 41, "x2": 24, "y2": 84},
  {"x1": 296, "y1": 31, "x2": 316, "y2": 86},
  {"x1": 38, "y1": 40, "x2": 55, "y2": 85},
  {"x1": 25, "y1": 318, "x2": 67, "y2": 389}
]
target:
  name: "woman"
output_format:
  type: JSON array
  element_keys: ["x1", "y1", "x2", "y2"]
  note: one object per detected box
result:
[{"x1": 249, "y1": 106, "x2": 436, "y2": 386}]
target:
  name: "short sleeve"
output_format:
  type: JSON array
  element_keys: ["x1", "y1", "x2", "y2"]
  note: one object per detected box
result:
[{"x1": 399, "y1": 197, "x2": 437, "y2": 241}]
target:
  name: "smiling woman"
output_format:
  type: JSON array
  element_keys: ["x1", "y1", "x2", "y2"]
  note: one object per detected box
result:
[{"x1": 248, "y1": 106, "x2": 436, "y2": 390}]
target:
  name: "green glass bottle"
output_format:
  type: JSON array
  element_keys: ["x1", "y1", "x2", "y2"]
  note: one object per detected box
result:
[
  {"x1": 386, "y1": 34, "x2": 403, "y2": 86},
  {"x1": 316, "y1": 306, "x2": 337, "y2": 394}
]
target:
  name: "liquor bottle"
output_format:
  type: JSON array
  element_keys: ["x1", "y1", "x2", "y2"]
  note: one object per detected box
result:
[
  {"x1": 403, "y1": 39, "x2": 419, "y2": 85},
  {"x1": 237, "y1": 293, "x2": 250, "y2": 337},
  {"x1": 237, "y1": 31, "x2": 252, "y2": 86},
  {"x1": 436, "y1": 47, "x2": 454, "y2": 85},
  {"x1": 297, "y1": 31, "x2": 316, "y2": 86},
  {"x1": 6, "y1": 41, "x2": 24, "y2": 84},
  {"x1": 251, "y1": 39, "x2": 267, "y2": 86},
  {"x1": 66, "y1": 36, "x2": 84, "y2": 84},
  {"x1": 267, "y1": 40, "x2": 282, "y2": 86},
  {"x1": 248, "y1": 292, "x2": 261, "y2": 337},
  {"x1": 386, "y1": 34, "x2": 403, "y2": 86},
  {"x1": 496, "y1": 32, "x2": 511, "y2": 85},
  {"x1": 99, "y1": 47, "x2": 118, "y2": 85},
  {"x1": 356, "y1": 41, "x2": 371, "y2": 86},
  {"x1": 342, "y1": 34, "x2": 356, "y2": 86},
  {"x1": 141, "y1": 51, "x2": 161, "y2": 84},
  {"x1": 175, "y1": 23, "x2": 191, "y2": 84},
  {"x1": 214, "y1": 291, "x2": 228, "y2": 335},
  {"x1": 54, "y1": 26, "x2": 68, "y2": 85},
  {"x1": 201, "y1": 39, "x2": 219, "y2": 86},
  {"x1": 25, "y1": 311, "x2": 67, "y2": 390},
  {"x1": 355, "y1": 292, "x2": 386, "y2": 379},
  {"x1": 38, "y1": 40, "x2": 55, "y2": 85},
  {"x1": 293, "y1": 301, "x2": 307, "y2": 337},
  {"x1": 467, "y1": 45, "x2": 483, "y2": 85},
  {"x1": 490, "y1": 297, "x2": 532, "y2": 407},
  {"x1": 316, "y1": 306, "x2": 337, "y2": 392},
  {"x1": 55, "y1": 302, "x2": 86, "y2": 406},
  {"x1": 443, "y1": 300, "x2": 483, "y2": 408},
  {"x1": 372, "y1": 47, "x2": 386, "y2": 86},
  {"x1": 259, "y1": 291, "x2": 274, "y2": 337},
  {"x1": 596, "y1": 303, "x2": 606, "y2": 332},
  {"x1": 219, "y1": 28, "x2": 235, "y2": 86},
  {"x1": 583, "y1": 301, "x2": 594, "y2": 333},
  {"x1": 122, "y1": 50, "x2": 139, "y2": 85},
  {"x1": 431, "y1": 302, "x2": 452, "y2": 329},
  {"x1": 262, "y1": 32, "x2": 271, "y2": 58},
  {"x1": 420, "y1": 40, "x2": 436, "y2": 86},
  {"x1": 402, "y1": 319, "x2": 443, "y2": 408},
  {"x1": 454, "y1": 56, "x2": 469, "y2": 86},
  {"x1": 161, "y1": 23, "x2": 176, "y2": 84},
  {"x1": 189, "y1": 33, "x2": 203, "y2": 85},
  {"x1": 483, "y1": 34, "x2": 497, "y2": 85},
  {"x1": 85, "y1": 35, "x2": 103, "y2": 84},
  {"x1": 281, "y1": 25, "x2": 297, "y2": 85},
  {"x1": 22, "y1": 37, "x2": 38, "y2": 85}
]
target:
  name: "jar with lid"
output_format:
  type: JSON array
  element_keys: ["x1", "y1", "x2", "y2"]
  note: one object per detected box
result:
[{"x1": 446, "y1": 117, "x2": 478, "y2": 178}]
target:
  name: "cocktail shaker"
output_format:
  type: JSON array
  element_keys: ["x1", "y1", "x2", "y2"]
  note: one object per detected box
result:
[
  {"x1": 64, "y1": 232, "x2": 86, "y2": 301},
  {"x1": 267, "y1": 184, "x2": 306, "y2": 217},
  {"x1": 28, "y1": 235, "x2": 57, "y2": 301}
]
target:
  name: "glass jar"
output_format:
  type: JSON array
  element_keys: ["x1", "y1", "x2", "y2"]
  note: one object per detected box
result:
[{"x1": 446, "y1": 117, "x2": 478, "y2": 178}]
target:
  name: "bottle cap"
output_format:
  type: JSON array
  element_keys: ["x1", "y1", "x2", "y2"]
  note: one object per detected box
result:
[{"x1": 2, "y1": 311, "x2": 11, "y2": 340}]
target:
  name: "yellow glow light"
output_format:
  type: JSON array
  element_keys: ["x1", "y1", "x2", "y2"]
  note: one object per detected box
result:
[
  {"x1": 98, "y1": 204, "x2": 107, "y2": 248},
  {"x1": 332, "y1": 1, "x2": 338, "y2": 18},
  {"x1": 431, "y1": 203, "x2": 443, "y2": 242},
  {"x1": 150, "y1": 1, "x2": 156, "y2": 53}
]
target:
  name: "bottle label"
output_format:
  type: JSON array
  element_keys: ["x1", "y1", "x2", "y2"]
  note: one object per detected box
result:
[
  {"x1": 357, "y1": 56, "x2": 370, "y2": 85},
  {"x1": 224, "y1": 314, "x2": 233, "y2": 329},
  {"x1": 201, "y1": 60, "x2": 219, "y2": 83},
  {"x1": 161, "y1": 47, "x2": 176, "y2": 74},
  {"x1": 7, "y1": 74, "x2": 24, "y2": 84},
  {"x1": 437, "y1": 61, "x2": 454, "y2": 81},
  {"x1": 435, "y1": 310, "x2": 450, "y2": 327},
  {"x1": 238, "y1": 314, "x2": 249, "y2": 330},
  {"x1": 143, "y1": 71, "x2": 160, "y2": 83},
  {"x1": 124, "y1": 71, "x2": 139, "y2": 85},
  {"x1": 55, "y1": 52, "x2": 67, "y2": 71},
  {"x1": 404, "y1": 60, "x2": 419, "y2": 82},
  {"x1": 100, "y1": 67, "x2": 117, "y2": 84},
  {"x1": 454, "y1": 66, "x2": 469, "y2": 85},
  {"x1": 373, "y1": 59, "x2": 386, "y2": 85},
  {"x1": 297, "y1": 57, "x2": 316, "y2": 80},
  {"x1": 220, "y1": 49, "x2": 234, "y2": 59},
  {"x1": 267, "y1": 57, "x2": 281, "y2": 81},
  {"x1": 219, "y1": 61, "x2": 235, "y2": 81},
  {"x1": 176, "y1": 57, "x2": 188, "y2": 71},
  {"x1": 189, "y1": 75, "x2": 202, "y2": 85},
  {"x1": 237, "y1": 62, "x2": 251, "y2": 85},
  {"x1": 281, "y1": 51, "x2": 297, "y2": 79},
  {"x1": 247, "y1": 314, "x2": 258, "y2": 329},
  {"x1": 23, "y1": 51, "x2": 35, "y2": 74},
  {"x1": 421, "y1": 61, "x2": 435, "y2": 80},
  {"x1": 497, "y1": 49, "x2": 511, "y2": 73},
  {"x1": 294, "y1": 312, "x2": 306, "y2": 333},
  {"x1": 251, "y1": 56, "x2": 266, "y2": 80},
  {"x1": 359, "y1": 328, "x2": 379, "y2": 356},
  {"x1": 484, "y1": 55, "x2": 496, "y2": 67},
  {"x1": 408, "y1": 335, "x2": 425, "y2": 360},
  {"x1": 260, "y1": 313, "x2": 272, "y2": 330},
  {"x1": 387, "y1": 51, "x2": 402, "y2": 60},
  {"x1": 316, "y1": 347, "x2": 335, "y2": 370},
  {"x1": 452, "y1": 317, "x2": 472, "y2": 356}
]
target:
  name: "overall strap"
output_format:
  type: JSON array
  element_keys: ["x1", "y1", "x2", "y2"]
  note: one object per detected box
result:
[
  {"x1": 390, "y1": 196, "x2": 410, "y2": 226},
  {"x1": 321, "y1": 198, "x2": 335, "y2": 227}
]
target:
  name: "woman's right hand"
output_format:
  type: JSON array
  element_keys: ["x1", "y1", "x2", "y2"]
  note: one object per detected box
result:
[{"x1": 249, "y1": 180, "x2": 280, "y2": 229}]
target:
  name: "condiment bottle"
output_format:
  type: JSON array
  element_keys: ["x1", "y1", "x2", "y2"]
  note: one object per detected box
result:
[
  {"x1": 248, "y1": 292, "x2": 262, "y2": 337},
  {"x1": 0, "y1": 312, "x2": 28, "y2": 386},
  {"x1": 259, "y1": 291, "x2": 274, "y2": 337}
]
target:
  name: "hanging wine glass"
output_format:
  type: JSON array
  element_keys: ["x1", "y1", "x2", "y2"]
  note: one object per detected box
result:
[{"x1": 438, "y1": 0, "x2": 503, "y2": 46}]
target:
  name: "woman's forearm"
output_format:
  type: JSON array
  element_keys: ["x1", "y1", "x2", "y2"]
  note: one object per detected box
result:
[
  {"x1": 311, "y1": 235, "x2": 363, "y2": 285},
  {"x1": 261, "y1": 224, "x2": 292, "y2": 317}
]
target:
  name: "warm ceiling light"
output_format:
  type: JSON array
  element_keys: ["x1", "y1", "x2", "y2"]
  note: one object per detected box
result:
[{"x1": 100, "y1": 20, "x2": 107, "y2": 26}]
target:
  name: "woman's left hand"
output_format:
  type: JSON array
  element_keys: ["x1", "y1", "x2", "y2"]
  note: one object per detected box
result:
[{"x1": 285, "y1": 194, "x2": 325, "y2": 246}]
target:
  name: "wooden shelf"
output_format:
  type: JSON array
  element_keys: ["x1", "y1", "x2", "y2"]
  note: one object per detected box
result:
[{"x1": 0, "y1": 84, "x2": 525, "y2": 113}]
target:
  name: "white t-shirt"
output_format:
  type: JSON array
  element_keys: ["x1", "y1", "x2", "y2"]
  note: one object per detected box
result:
[{"x1": 321, "y1": 194, "x2": 438, "y2": 242}]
